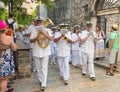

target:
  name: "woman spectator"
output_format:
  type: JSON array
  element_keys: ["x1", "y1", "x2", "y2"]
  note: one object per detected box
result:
[
  {"x1": 106, "y1": 24, "x2": 119, "y2": 76},
  {"x1": 0, "y1": 20, "x2": 17, "y2": 92},
  {"x1": 95, "y1": 25, "x2": 105, "y2": 62}
]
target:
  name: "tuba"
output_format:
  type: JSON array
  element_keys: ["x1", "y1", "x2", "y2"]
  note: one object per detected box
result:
[
  {"x1": 37, "y1": 17, "x2": 54, "y2": 49},
  {"x1": 43, "y1": 17, "x2": 54, "y2": 27},
  {"x1": 37, "y1": 28, "x2": 49, "y2": 49}
]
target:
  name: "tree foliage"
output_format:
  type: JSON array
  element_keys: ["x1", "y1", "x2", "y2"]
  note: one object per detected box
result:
[
  {"x1": 0, "y1": 0, "x2": 35, "y2": 25},
  {"x1": 0, "y1": 0, "x2": 8, "y2": 5},
  {"x1": 0, "y1": 8, "x2": 8, "y2": 20},
  {"x1": 0, "y1": 0, "x2": 55, "y2": 25}
]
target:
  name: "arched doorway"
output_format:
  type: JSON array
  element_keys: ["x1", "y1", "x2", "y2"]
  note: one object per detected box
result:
[{"x1": 93, "y1": 0, "x2": 120, "y2": 64}]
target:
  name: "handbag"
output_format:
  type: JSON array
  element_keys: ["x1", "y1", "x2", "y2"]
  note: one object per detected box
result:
[
  {"x1": 101, "y1": 31, "x2": 106, "y2": 41},
  {"x1": 105, "y1": 41, "x2": 109, "y2": 48}
]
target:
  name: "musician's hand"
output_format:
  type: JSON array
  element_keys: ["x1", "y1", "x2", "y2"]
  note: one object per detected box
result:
[
  {"x1": 60, "y1": 34, "x2": 64, "y2": 37},
  {"x1": 77, "y1": 37, "x2": 81, "y2": 41},
  {"x1": 39, "y1": 30, "x2": 45, "y2": 34},
  {"x1": 87, "y1": 31, "x2": 94, "y2": 37},
  {"x1": 35, "y1": 35, "x2": 41, "y2": 41}
]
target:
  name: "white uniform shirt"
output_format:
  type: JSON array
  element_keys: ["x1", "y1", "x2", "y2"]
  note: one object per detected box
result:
[
  {"x1": 50, "y1": 32, "x2": 57, "y2": 55},
  {"x1": 81, "y1": 30, "x2": 96, "y2": 54},
  {"x1": 16, "y1": 31, "x2": 24, "y2": 42},
  {"x1": 50, "y1": 31, "x2": 57, "y2": 48},
  {"x1": 54, "y1": 31, "x2": 71, "y2": 57},
  {"x1": 71, "y1": 33, "x2": 80, "y2": 50},
  {"x1": 25, "y1": 24, "x2": 36, "y2": 48},
  {"x1": 30, "y1": 26, "x2": 52, "y2": 58},
  {"x1": 22, "y1": 29, "x2": 30, "y2": 44}
]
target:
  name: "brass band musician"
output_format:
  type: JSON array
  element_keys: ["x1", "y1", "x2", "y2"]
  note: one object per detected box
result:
[
  {"x1": 30, "y1": 17, "x2": 52, "y2": 91},
  {"x1": 54, "y1": 23, "x2": 77, "y2": 85}
]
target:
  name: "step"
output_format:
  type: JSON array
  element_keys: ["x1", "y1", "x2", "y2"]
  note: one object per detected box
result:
[{"x1": 94, "y1": 61, "x2": 120, "y2": 72}]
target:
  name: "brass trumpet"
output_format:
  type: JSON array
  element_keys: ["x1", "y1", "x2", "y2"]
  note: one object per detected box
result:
[
  {"x1": 60, "y1": 29, "x2": 68, "y2": 40},
  {"x1": 63, "y1": 35, "x2": 67, "y2": 40}
]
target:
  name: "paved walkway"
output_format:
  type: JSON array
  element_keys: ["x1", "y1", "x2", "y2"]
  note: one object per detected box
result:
[{"x1": 12, "y1": 63, "x2": 120, "y2": 92}]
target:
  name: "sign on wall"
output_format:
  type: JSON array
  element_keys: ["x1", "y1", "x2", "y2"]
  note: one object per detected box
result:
[{"x1": 39, "y1": 4, "x2": 47, "y2": 20}]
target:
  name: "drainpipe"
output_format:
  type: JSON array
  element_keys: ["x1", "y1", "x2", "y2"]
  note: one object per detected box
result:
[
  {"x1": 8, "y1": 0, "x2": 13, "y2": 15},
  {"x1": 117, "y1": 7, "x2": 120, "y2": 64}
]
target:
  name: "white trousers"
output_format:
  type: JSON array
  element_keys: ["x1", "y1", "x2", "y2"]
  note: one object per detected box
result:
[
  {"x1": 69, "y1": 50, "x2": 72, "y2": 62},
  {"x1": 34, "y1": 56, "x2": 49, "y2": 87},
  {"x1": 30, "y1": 48, "x2": 36, "y2": 71},
  {"x1": 82, "y1": 52, "x2": 95, "y2": 77},
  {"x1": 58, "y1": 56, "x2": 70, "y2": 80},
  {"x1": 72, "y1": 50, "x2": 82, "y2": 66},
  {"x1": 50, "y1": 47, "x2": 56, "y2": 63}
]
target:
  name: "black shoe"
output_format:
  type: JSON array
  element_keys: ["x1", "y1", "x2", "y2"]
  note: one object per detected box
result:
[
  {"x1": 41, "y1": 86, "x2": 46, "y2": 91},
  {"x1": 64, "y1": 80, "x2": 68, "y2": 85},
  {"x1": 82, "y1": 73, "x2": 86, "y2": 76},
  {"x1": 39, "y1": 82, "x2": 41, "y2": 86},
  {"x1": 90, "y1": 77, "x2": 96, "y2": 81},
  {"x1": 7, "y1": 84, "x2": 11, "y2": 88},
  {"x1": 114, "y1": 66, "x2": 117, "y2": 68},
  {"x1": 69, "y1": 62, "x2": 72, "y2": 64}
]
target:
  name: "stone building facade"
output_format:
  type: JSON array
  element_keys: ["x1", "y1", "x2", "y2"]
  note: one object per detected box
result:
[
  {"x1": 51, "y1": 0, "x2": 95, "y2": 29},
  {"x1": 51, "y1": 0, "x2": 120, "y2": 30},
  {"x1": 50, "y1": 0, "x2": 120, "y2": 62}
]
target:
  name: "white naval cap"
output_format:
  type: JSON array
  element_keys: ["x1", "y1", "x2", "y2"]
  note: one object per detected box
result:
[
  {"x1": 74, "y1": 25, "x2": 80, "y2": 28},
  {"x1": 86, "y1": 21, "x2": 93, "y2": 25},
  {"x1": 34, "y1": 16, "x2": 45, "y2": 22}
]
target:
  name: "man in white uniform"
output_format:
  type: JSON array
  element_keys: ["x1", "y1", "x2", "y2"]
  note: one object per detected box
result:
[
  {"x1": 81, "y1": 22, "x2": 96, "y2": 81},
  {"x1": 30, "y1": 17, "x2": 52, "y2": 91},
  {"x1": 24, "y1": 21, "x2": 37, "y2": 72},
  {"x1": 54, "y1": 25, "x2": 73, "y2": 85},
  {"x1": 50, "y1": 27, "x2": 57, "y2": 65}
]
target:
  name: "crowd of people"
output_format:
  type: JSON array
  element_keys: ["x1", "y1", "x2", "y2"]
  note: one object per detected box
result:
[{"x1": 0, "y1": 14, "x2": 119, "y2": 92}]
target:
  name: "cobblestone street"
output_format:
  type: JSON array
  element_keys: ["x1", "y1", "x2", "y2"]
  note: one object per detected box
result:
[{"x1": 13, "y1": 64, "x2": 120, "y2": 92}]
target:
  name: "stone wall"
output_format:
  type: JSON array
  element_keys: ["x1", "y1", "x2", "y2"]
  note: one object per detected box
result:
[
  {"x1": 105, "y1": 14, "x2": 119, "y2": 36},
  {"x1": 15, "y1": 41, "x2": 31, "y2": 78},
  {"x1": 52, "y1": 0, "x2": 95, "y2": 29}
]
